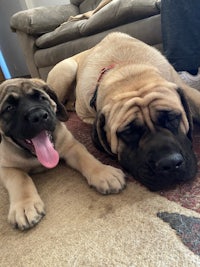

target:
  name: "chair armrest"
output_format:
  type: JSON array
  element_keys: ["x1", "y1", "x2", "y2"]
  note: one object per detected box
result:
[{"x1": 10, "y1": 4, "x2": 79, "y2": 35}]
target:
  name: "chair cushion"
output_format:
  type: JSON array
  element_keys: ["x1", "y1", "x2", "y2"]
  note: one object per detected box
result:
[
  {"x1": 34, "y1": 15, "x2": 162, "y2": 70},
  {"x1": 10, "y1": 5, "x2": 79, "y2": 34},
  {"x1": 36, "y1": 0, "x2": 160, "y2": 48}
]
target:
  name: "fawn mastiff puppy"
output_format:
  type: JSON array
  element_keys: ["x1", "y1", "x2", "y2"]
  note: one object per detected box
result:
[
  {"x1": 0, "y1": 78, "x2": 125, "y2": 230},
  {"x1": 47, "y1": 32, "x2": 200, "y2": 191}
]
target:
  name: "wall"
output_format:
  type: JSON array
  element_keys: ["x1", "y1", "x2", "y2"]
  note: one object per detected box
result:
[
  {"x1": 0, "y1": 0, "x2": 29, "y2": 77},
  {"x1": 0, "y1": 0, "x2": 70, "y2": 78}
]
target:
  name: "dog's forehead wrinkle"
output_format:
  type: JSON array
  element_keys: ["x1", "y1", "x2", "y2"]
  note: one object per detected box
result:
[
  {"x1": 0, "y1": 91, "x2": 20, "y2": 111},
  {"x1": 107, "y1": 99, "x2": 187, "y2": 153},
  {"x1": 24, "y1": 86, "x2": 41, "y2": 94},
  {"x1": 108, "y1": 89, "x2": 185, "y2": 130},
  {"x1": 23, "y1": 87, "x2": 56, "y2": 108},
  {"x1": 0, "y1": 85, "x2": 20, "y2": 100},
  {"x1": 6, "y1": 85, "x2": 19, "y2": 93},
  {"x1": 21, "y1": 81, "x2": 41, "y2": 89}
]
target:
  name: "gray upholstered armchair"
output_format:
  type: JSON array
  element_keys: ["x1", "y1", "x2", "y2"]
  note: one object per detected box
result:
[{"x1": 10, "y1": 0, "x2": 162, "y2": 80}]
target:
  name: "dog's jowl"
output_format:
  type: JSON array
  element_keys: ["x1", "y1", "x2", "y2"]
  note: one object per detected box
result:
[
  {"x1": 0, "y1": 78, "x2": 126, "y2": 230},
  {"x1": 47, "y1": 32, "x2": 199, "y2": 191}
]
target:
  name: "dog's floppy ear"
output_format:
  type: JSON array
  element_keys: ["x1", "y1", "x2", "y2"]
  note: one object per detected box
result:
[
  {"x1": 43, "y1": 85, "x2": 68, "y2": 121},
  {"x1": 176, "y1": 87, "x2": 193, "y2": 140},
  {"x1": 92, "y1": 112, "x2": 115, "y2": 156}
]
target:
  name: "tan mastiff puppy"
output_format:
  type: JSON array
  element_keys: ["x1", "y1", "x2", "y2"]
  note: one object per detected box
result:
[
  {"x1": 0, "y1": 78, "x2": 125, "y2": 230},
  {"x1": 47, "y1": 32, "x2": 200, "y2": 191}
]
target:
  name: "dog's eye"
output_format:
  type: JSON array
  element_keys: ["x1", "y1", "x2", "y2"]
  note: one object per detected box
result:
[
  {"x1": 39, "y1": 95, "x2": 47, "y2": 101},
  {"x1": 157, "y1": 111, "x2": 181, "y2": 133},
  {"x1": 31, "y1": 90, "x2": 47, "y2": 102},
  {"x1": 2, "y1": 104, "x2": 15, "y2": 113},
  {"x1": 1, "y1": 95, "x2": 18, "y2": 114},
  {"x1": 117, "y1": 122, "x2": 145, "y2": 147}
]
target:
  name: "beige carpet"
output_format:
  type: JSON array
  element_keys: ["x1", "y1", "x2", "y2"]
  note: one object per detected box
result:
[
  {"x1": 1, "y1": 114, "x2": 200, "y2": 266},
  {"x1": 1, "y1": 165, "x2": 200, "y2": 266}
]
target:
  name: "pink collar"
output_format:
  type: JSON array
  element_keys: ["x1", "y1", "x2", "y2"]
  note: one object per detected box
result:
[{"x1": 90, "y1": 64, "x2": 115, "y2": 110}]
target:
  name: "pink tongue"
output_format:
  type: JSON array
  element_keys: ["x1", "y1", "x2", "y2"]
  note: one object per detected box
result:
[{"x1": 31, "y1": 131, "x2": 59, "y2": 168}]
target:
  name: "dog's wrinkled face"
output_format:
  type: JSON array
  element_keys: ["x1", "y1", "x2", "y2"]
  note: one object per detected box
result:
[
  {"x1": 117, "y1": 117, "x2": 197, "y2": 191},
  {"x1": 0, "y1": 78, "x2": 68, "y2": 168},
  {"x1": 92, "y1": 84, "x2": 197, "y2": 191}
]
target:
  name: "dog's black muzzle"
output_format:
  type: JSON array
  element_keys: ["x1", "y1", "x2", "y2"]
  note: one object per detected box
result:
[
  {"x1": 20, "y1": 106, "x2": 56, "y2": 139},
  {"x1": 153, "y1": 152, "x2": 184, "y2": 174},
  {"x1": 23, "y1": 107, "x2": 56, "y2": 138},
  {"x1": 4, "y1": 96, "x2": 57, "y2": 140},
  {"x1": 26, "y1": 107, "x2": 49, "y2": 125},
  {"x1": 119, "y1": 131, "x2": 197, "y2": 191}
]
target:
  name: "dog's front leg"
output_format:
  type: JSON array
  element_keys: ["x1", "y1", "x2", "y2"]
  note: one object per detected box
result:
[
  {"x1": 47, "y1": 57, "x2": 78, "y2": 104},
  {"x1": 67, "y1": 144, "x2": 126, "y2": 194},
  {"x1": 0, "y1": 167, "x2": 45, "y2": 230},
  {"x1": 58, "y1": 127, "x2": 126, "y2": 194}
]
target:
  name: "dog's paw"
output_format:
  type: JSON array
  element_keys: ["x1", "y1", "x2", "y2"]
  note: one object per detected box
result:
[
  {"x1": 8, "y1": 197, "x2": 45, "y2": 230},
  {"x1": 88, "y1": 165, "x2": 126, "y2": 194}
]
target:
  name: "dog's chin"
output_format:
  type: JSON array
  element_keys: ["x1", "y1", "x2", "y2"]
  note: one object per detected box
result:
[
  {"x1": 121, "y1": 160, "x2": 197, "y2": 191},
  {"x1": 119, "y1": 146, "x2": 197, "y2": 191},
  {"x1": 135, "y1": 166, "x2": 197, "y2": 191}
]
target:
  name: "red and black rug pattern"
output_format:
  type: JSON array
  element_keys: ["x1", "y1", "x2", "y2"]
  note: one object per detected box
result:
[{"x1": 66, "y1": 112, "x2": 200, "y2": 256}]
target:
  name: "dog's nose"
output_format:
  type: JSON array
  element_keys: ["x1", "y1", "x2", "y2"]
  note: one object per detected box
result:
[
  {"x1": 155, "y1": 153, "x2": 184, "y2": 172},
  {"x1": 26, "y1": 109, "x2": 49, "y2": 125}
]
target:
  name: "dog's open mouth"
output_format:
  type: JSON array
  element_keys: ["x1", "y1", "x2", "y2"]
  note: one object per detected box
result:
[
  {"x1": 30, "y1": 131, "x2": 59, "y2": 168},
  {"x1": 16, "y1": 131, "x2": 59, "y2": 169}
]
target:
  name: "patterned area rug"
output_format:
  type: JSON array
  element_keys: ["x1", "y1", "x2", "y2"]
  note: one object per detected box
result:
[{"x1": 66, "y1": 112, "x2": 200, "y2": 257}]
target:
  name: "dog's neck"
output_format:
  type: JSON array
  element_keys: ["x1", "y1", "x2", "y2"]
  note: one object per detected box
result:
[{"x1": 90, "y1": 64, "x2": 115, "y2": 110}]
